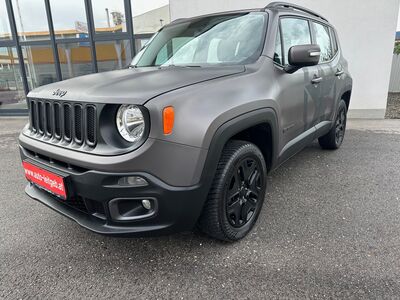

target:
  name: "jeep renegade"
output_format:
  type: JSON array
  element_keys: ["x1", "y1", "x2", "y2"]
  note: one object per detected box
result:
[{"x1": 19, "y1": 2, "x2": 352, "y2": 241}]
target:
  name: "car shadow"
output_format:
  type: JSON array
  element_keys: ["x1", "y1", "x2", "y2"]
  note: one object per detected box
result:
[{"x1": 54, "y1": 141, "x2": 326, "y2": 256}]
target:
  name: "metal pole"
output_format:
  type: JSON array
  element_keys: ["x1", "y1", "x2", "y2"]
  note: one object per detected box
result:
[
  {"x1": 45, "y1": 0, "x2": 62, "y2": 82},
  {"x1": 124, "y1": 0, "x2": 136, "y2": 59},
  {"x1": 85, "y1": 0, "x2": 98, "y2": 73},
  {"x1": 106, "y1": 8, "x2": 111, "y2": 28},
  {"x1": 5, "y1": 0, "x2": 29, "y2": 96},
  {"x1": 14, "y1": 0, "x2": 25, "y2": 41}
]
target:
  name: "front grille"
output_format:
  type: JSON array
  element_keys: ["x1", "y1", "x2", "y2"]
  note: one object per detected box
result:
[
  {"x1": 54, "y1": 103, "x2": 61, "y2": 138},
  {"x1": 65, "y1": 196, "x2": 88, "y2": 213},
  {"x1": 49, "y1": 193, "x2": 106, "y2": 220},
  {"x1": 37, "y1": 102, "x2": 44, "y2": 133},
  {"x1": 49, "y1": 194, "x2": 88, "y2": 214},
  {"x1": 74, "y1": 105, "x2": 83, "y2": 143},
  {"x1": 29, "y1": 99, "x2": 97, "y2": 148},
  {"x1": 45, "y1": 102, "x2": 52, "y2": 136},
  {"x1": 64, "y1": 104, "x2": 72, "y2": 141},
  {"x1": 86, "y1": 106, "x2": 96, "y2": 146}
]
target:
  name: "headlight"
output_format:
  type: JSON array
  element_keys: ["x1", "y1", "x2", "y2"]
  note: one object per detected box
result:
[{"x1": 116, "y1": 105, "x2": 145, "y2": 143}]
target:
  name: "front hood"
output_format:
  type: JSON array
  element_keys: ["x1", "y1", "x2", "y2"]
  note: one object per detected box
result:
[{"x1": 28, "y1": 66, "x2": 245, "y2": 104}]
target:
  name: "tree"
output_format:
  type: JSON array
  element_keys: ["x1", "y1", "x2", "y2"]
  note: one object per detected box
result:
[{"x1": 395, "y1": 43, "x2": 400, "y2": 55}]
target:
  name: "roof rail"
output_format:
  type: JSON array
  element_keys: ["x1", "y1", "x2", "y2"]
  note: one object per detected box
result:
[{"x1": 265, "y1": 2, "x2": 328, "y2": 22}]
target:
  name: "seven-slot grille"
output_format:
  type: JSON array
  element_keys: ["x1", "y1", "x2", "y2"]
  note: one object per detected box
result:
[{"x1": 29, "y1": 99, "x2": 97, "y2": 147}]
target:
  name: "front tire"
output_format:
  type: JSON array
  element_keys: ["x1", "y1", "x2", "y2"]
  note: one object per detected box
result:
[
  {"x1": 319, "y1": 100, "x2": 347, "y2": 150},
  {"x1": 198, "y1": 140, "x2": 267, "y2": 242}
]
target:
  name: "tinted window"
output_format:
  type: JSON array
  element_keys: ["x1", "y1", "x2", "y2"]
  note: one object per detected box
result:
[
  {"x1": 92, "y1": 0, "x2": 127, "y2": 34},
  {"x1": 312, "y1": 22, "x2": 333, "y2": 62},
  {"x1": 12, "y1": 0, "x2": 50, "y2": 41},
  {"x1": 280, "y1": 18, "x2": 312, "y2": 65}
]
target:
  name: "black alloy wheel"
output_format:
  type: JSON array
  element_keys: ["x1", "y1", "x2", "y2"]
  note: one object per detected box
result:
[
  {"x1": 198, "y1": 140, "x2": 267, "y2": 242},
  {"x1": 226, "y1": 157, "x2": 263, "y2": 228},
  {"x1": 335, "y1": 105, "x2": 347, "y2": 146},
  {"x1": 319, "y1": 99, "x2": 348, "y2": 150}
]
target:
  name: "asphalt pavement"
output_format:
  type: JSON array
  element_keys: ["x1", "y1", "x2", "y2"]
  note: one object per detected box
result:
[{"x1": 1, "y1": 118, "x2": 400, "y2": 299}]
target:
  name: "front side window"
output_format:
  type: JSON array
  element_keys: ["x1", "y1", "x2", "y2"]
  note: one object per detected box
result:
[
  {"x1": 132, "y1": 13, "x2": 267, "y2": 67},
  {"x1": 280, "y1": 18, "x2": 312, "y2": 65},
  {"x1": 312, "y1": 22, "x2": 333, "y2": 62},
  {"x1": 274, "y1": 29, "x2": 283, "y2": 65}
]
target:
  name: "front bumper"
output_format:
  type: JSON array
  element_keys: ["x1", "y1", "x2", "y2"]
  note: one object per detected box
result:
[{"x1": 20, "y1": 146, "x2": 208, "y2": 237}]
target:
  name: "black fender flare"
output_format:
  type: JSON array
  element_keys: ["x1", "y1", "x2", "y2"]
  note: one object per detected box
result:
[{"x1": 198, "y1": 108, "x2": 279, "y2": 192}]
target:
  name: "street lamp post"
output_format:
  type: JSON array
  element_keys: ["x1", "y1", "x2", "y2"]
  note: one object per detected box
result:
[{"x1": 105, "y1": 8, "x2": 111, "y2": 28}]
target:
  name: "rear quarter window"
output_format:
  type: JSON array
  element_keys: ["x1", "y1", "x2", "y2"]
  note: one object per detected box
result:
[
  {"x1": 312, "y1": 22, "x2": 333, "y2": 63},
  {"x1": 330, "y1": 27, "x2": 339, "y2": 54}
]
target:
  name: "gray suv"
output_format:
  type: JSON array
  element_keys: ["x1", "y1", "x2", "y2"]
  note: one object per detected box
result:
[{"x1": 19, "y1": 2, "x2": 352, "y2": 241}]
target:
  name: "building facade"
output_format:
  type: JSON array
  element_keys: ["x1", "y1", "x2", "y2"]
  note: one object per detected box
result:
[
  {"x1": 1, "y1": 0, "x2": 399, "y2": 118},
  {"x1": 170, "y1": 0, "x2": 400, "y2": 118},
  {"x1": 0, "y1": 0, "x2": 169, "y2": 115}
]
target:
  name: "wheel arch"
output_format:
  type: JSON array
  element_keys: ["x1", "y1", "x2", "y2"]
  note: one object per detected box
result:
[
  {"x1": 230, "y1": 123, "x2": 273, "y2": 172},
  {"x1": 341, "y1": 90, "x2": 352, "y2": 110},
  {"x1": 199, "y1": 108, "x2": 279, "y2": 190}
]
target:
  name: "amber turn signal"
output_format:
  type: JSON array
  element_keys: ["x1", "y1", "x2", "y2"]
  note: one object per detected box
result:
[{"x1": 163, "y1": 106, "x2": 174, "y2": 135}]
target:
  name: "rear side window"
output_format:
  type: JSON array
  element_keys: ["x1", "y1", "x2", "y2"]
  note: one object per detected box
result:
[
  {"x1": 312, "y1": 22, "x2": 333, "y2": 62},
  {"x1": 280, "y1": 18, "x2": 312, "y2": 65},
  {"x1": 330, "y1": 27, "x2": 339, "y2": 54}
]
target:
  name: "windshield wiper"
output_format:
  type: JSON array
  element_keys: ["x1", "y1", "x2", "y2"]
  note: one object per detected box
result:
[{"x1": 160, "y1": 64, "x2": 202, "y2": 68}]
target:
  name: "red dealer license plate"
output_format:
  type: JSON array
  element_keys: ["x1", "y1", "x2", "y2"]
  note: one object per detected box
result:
[{"x1": 23, "y1": 161, "x2": 67, "y2": 199}]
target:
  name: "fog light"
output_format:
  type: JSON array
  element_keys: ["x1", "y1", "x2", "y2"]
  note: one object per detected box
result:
[
  {"x1": 142, "y1": 199, "x2": 152, "y2": 210},
  {"x1": 118, "y1": 176, "x2": 148, "y2": 187}
]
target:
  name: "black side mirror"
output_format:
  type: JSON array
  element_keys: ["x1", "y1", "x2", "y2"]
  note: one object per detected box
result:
[{"x1": 284, "y1": 44, "x2": 321, "y2": 73}]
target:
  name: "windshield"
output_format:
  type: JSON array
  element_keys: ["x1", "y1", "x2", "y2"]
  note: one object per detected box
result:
[{"x1": 131, "y1": 13, "x2": 267, "y2": 67}]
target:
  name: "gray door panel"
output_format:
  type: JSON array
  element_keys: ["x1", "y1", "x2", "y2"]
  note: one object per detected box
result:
[
  {"x1": 275, "y1": 67, "x2": 307, "y2": 147},
  {"x1": 317, "y1": 63, "x2": 337, "y2": 121},
  {"x1": 304, "y1": 66, "x2": 322, "y2": 128}
]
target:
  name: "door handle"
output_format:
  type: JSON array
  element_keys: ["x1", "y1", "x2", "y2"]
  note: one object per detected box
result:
[
  {"x1": 311, "y1": 76, "x2": 323, "y2": 84},
  {"x1": 335, "y1": 70, "x2": 344, "y2": 77}
]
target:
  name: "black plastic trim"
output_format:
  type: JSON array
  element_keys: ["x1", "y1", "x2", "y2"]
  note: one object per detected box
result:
[
  {"x1": 108, "y1": 197, "x2": 158, "y2": 222},
  {"x1": 200, "y1": 108, "x2": 280, "y2": 189}
]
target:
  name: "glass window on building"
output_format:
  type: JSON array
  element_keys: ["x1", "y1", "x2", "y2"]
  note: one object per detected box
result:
[
  {"x1": 12, "y1": 0, "x2": 50, "y2": 41},
  {"x1": 0, "y1": 0, "x2": 172, "y2": 114},
  {"x1": 96, "y1": 40, "x2": 131, "y2": 72},
  {"x1": 50, "y1": 0, "x2": 88, "y2": 40},
  {"x1": 21, "y1": 45, "x2": 57, "y2": 90},
  {"x1": 0, "y1": 47, "x2": 26, "y2": 109},
  {"x1": 132, "y1": 0, "x2": 170, "y2": 34},
  {"x1": 92, "y1": 0, "x2": 127, "y2": 34},
  {"x1": 58, "y1": 43, "x2": 92, "y2": 80},
  {"x1": 0, "y1": 1, "x2": 12, "y2": 41}
]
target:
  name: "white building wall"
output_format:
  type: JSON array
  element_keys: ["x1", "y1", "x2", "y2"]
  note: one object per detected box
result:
[
  {"x1": 389, "y1": 54, "x2": 400, "y2": 92},
  {"x1": 133, "y1": 5, "x2": 171, "y2": 34},
  {"x1": 170, "y1": 0, "x2": 400, "y2": 118}
]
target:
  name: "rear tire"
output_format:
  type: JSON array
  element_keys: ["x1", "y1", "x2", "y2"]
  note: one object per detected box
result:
[
  {"x1": 198, "y1": 140, "x2": 267, "y2": 242},
  {"x1": 319, "y1": 100, "x2": 347, "y2": 150}
]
